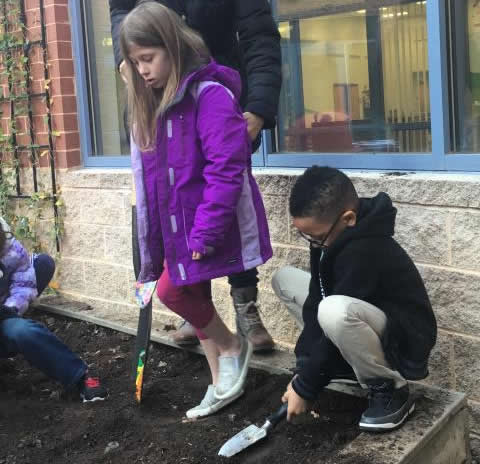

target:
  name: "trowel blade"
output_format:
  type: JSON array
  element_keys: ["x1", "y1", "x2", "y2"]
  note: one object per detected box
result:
[{"x1": 218, "y1": 424, "x2": 267, "y2": 457}]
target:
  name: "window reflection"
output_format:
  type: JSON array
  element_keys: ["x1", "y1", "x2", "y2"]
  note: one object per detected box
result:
[{"x1": 276, "y1": 1, "x2": 430, "y2": 154}]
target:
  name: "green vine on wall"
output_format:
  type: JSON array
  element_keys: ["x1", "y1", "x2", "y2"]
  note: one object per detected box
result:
[{"x1": 0, "y1": 0, "x2": 64, "y2": 256}]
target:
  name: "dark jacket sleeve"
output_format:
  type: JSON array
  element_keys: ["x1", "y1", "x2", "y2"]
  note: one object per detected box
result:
[
  {"x1": 234, "y1": 0, "x2": 282, "y2": 129},
  {"x1": 292, "y1": 335, "x2": 344, "y2": 401},
  {"x1": 109, "y1": 0, "x2": 137, "y2": 69},
  {"x1": 293, "y1": 245, "x2": 379, "y2": 401}
]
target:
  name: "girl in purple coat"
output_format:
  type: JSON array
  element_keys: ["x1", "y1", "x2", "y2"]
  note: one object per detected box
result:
[
  {"x1": 120, "y1": 2, "x2": 273, "y2": 418},
  {"x1": 0, "y1": 217, "x2": 107, "y2": 402}
]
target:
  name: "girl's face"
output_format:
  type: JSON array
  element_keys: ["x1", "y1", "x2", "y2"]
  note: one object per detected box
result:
[{"x1": 128, "y1": 45, "x2": 172, "y2": 89}]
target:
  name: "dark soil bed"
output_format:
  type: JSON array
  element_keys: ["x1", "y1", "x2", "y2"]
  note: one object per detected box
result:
[{"x1": 0, "y1": 311, "x2": 368, "y2": 464}]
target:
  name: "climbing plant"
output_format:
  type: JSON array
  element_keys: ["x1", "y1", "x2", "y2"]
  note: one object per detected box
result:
[{"x1": 0, "y1": 0, "x2": 63, "y2": 254}]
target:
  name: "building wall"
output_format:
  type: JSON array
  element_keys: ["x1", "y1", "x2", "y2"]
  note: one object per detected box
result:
[
  {"x1": 7, "y1": 0, "x2": 479, "y2": 454},
  {"x1": 56, "y1": 168, "x2": 480, "y2": 443}
]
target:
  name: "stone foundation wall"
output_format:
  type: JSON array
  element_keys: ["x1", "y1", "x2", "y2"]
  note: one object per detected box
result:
[{"x1": 55, "y1": 168, "x2": 480, "y2": 444}]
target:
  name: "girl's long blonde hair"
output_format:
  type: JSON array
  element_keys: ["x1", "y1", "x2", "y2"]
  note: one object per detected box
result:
[{"x1": 120, "y1": 2, "x2": 210, "y2": 150}]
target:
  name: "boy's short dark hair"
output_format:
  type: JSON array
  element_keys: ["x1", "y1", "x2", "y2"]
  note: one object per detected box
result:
[{"x1": 289, "y1": 166, "x2": 358, "y2": 221}]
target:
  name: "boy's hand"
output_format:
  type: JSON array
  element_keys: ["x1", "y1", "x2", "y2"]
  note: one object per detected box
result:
[
  {"x1": 192, "y1": 251, "x2": 203, "y2": 260},
  {"x1": 281, "y1": 380, "x2": 308, "y2": 421}
]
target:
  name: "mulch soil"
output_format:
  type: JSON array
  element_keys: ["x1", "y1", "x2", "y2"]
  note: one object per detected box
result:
[{"x1": 0, "y1": 312, "x2": 368, "y2": 464}]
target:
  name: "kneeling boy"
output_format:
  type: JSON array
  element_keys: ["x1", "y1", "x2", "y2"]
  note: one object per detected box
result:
[{"x1": 273, "y1": 166, "x2": 436, "y2": 431}]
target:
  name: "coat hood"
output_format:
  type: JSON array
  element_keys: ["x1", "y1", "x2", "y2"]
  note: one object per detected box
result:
[
  {"x1": 328, "y1": 192, "x2": 396, "y2": 258},
  {"x1": 173, "y1": 59, "x2": 242, "y2": 107}
]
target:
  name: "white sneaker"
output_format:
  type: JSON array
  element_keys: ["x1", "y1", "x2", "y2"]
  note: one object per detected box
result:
[
  {"x1": 215, "y1": 338, "x2": 253, "y2": 400},
  {"x1": 186, "y1": 385, "x2": 244, "y2": 419}
]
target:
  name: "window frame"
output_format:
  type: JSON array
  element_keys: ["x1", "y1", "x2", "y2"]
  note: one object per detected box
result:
[{"x1": 69, "y1": 0, "x2": 480, "y2": 171}]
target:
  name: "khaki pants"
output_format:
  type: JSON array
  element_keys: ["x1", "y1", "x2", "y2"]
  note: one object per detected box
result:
[{"x1": 272, "y1": 266, "x2": 406, "y2": 388}]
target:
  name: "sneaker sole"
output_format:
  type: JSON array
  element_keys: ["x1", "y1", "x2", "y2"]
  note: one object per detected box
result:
[
  {"x1": 359, "y1": 402, "x2": 415, "y2": 432},
  {"x1": 172, "y1": 338, "x2": 200, "y2": 346},
  {"x1": 329, "y1": 378, "x2": 359, "y2": 385},
  {"x1": 215, "y1": 340, "x2": 253, "y2": 400},
  {"x1": 186, "y1": 389, "x2": 244, "y2": 419},
  {"x1": 82, "y1": 396, "x2": 107, "y2": 403}
]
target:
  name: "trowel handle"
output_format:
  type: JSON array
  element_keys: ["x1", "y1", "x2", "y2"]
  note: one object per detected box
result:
[{"x1": 264, "y1": 403, "x2": 288, "y2": 430}]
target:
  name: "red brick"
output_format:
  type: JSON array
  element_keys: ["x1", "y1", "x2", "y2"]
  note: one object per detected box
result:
[
  {"x1": 25, "y1": 9, "x2": 41, "y2": 28},
  {"x1": 25, "y1": 0, "x2": 40, "y2": 11},
  {"x1": 51, "y1": 113, "x2": 78, "y2": 132},
  {"x1": 55, "y1": 149, "x2": 81, "y2": 169},
  {"x1": 46, "y1": 41, "x2": 72, "y2": 60},
  {"x1": 45, "y1": 4, "x2": 69, "y2": 25},
  {"x1": 52, "y1": 130, "x2": 79, "y2": 151},
  {"x1": 48, "y1": 59, "x2": 74, "y2": 78},
  {"x1": 28, "y1": 46, "x2": 44, "y2": 65},
  {"x1": 45, "y1": 0, "x2": 68, "y2": 5},
  {"x1": 31, "y1": 97, "x2": 47, "y2": 116},
  {"x1": 35, "y1": 132, "x2": 49, "y2": 146},
  {"x1": 46, "y1": 23, "x2": 71, "y2": 43},
  {"x1": 50, "y1": 77, "x2": 74, "y2": 96},
  {"x1": 33, "y1": 114, "x2": 48, "y2": 133},
  {"x1": 30, "y1": 62, "x2": 45, "y2": 81},
  {"x1": 26, "y1": 25, "x2": 42, "y2": 43},
  {"x1": 50, "y1": 95, "x2": 76, "y2": 114}
]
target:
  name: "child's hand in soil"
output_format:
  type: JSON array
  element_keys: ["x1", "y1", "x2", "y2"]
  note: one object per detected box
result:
[{"x1": 282, "y1": 381, "x2": 308, "y2": 421}]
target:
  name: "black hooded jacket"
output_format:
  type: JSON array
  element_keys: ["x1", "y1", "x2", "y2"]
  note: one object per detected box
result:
[
  {"x1": 108, "y1": 0, "x2": 282, "y2": 134},
  {"x1": 292, "y1": 193, "x2": 437, "y2": 401}
]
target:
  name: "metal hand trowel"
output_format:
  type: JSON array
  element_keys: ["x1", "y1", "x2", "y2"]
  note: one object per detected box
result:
[{"x1": 218, "y1": 403, "x2": 288, "y2": 458}]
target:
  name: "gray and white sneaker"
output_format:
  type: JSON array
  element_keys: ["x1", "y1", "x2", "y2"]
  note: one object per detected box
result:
[
  {"x1": 215, "y1": 338, "x2": 253, "y2": 400},
  {"x1": 186, "y1": 385, "x2": 244, "y2": 419}
]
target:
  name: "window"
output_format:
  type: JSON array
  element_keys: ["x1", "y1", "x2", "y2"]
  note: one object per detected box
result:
[
  {"x1": 70, "y1": 0, "x2": 480, "y2": 170},
  {"x1": 275, "y1": 1, "x2": 431, "y2": 155},
  {"x1": 81, "y1": 0, "x2": 128, "y2": 158},
  {"x1": 450, "y1": 0, "x2": 480, "y2": 153}
]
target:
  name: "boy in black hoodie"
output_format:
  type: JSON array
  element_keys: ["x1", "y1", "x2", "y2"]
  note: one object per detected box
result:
[{"x1": 273, "y1": 166, "x2": 437, "y2": 431}]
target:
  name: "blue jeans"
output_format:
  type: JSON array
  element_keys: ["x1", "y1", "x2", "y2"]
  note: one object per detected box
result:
[{"x1": 0, "y1": 254, "x2": 87, "y2": 388}]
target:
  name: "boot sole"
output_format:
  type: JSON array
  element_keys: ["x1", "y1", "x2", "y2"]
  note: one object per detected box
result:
[
  {"x1": 252, "y1": 343, "x2": 275, "y2": 353},
  {"x1": 358, "y1": 401, "x2": 415, "y2": 432},
  {"x1": 172, "y1": 338, "x2": 200, "y2": 346}
]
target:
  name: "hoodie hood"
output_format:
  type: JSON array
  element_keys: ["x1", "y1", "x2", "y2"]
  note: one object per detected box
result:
[
  {"x1": 172, "y1": 59, "x2": 242, "y2": 108},
  {"x1": 327, "y1": 192, "x2": 396, "y2": 258}
]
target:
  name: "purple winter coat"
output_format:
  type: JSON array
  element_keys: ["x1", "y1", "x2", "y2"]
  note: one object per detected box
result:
[
  {"x1": 132, "y1": 61, "x2": 272, "y2": 286},
  {"x1": 0, "y1": 217, "x2": 37, "y2": 315}
]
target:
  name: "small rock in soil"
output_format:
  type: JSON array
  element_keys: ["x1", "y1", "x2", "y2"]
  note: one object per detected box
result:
[
  {"x1": 158, "y1": 361, "x2": 167, "y2": 368},
  {"x1": 104, "y1": 441, "x2": 120, "y2": 454},
  {"x1": 228, "y1": 414, "x2": 236, "y2": 422}
]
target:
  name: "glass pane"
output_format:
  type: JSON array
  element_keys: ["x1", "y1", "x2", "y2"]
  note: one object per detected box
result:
[
  {"x1": 275, "y1": 1, "x2": 431, "y2": 154},
  {"x1": 451, "y1": 0, "x2": 480, "y2": 153},
  {"x1": 83, "y1": 0, "x2": 129, "y2": 156}
]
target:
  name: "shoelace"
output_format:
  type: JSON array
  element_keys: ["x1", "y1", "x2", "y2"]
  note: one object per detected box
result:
[
  {"x1": 238, "y1": 302, "x2": 263, "y2": 331},
  {"x1": 85, "y1": 377, "x2": 100, "y2": 388}
]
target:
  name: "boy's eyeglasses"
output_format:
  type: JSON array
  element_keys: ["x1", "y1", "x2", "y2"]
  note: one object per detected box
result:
[{"x1": 298, "y1": 211, "x2": 346, "y2": 249}]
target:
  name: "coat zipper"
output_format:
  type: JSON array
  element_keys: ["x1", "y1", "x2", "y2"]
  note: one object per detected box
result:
[{"x1": 318, "y1": 249, "x2": 327, "y2": 299}]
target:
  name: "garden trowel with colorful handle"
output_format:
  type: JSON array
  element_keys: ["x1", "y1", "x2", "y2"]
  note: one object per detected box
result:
[
  {"x1": 133, "y1": 280, "x2": 157, "y2": 404},
  {"x1": 218, "y1": 403, "x2": 288, "y2": 457}
]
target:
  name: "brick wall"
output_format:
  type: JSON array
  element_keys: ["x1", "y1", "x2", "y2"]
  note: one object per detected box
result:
[{"x1": 1, "y1": 0, "x2": 81, "y2": 170}]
